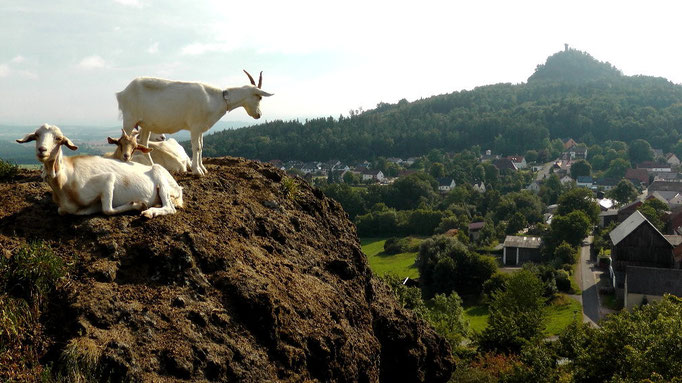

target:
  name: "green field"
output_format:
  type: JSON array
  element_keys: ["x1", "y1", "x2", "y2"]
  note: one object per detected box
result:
[
  {"x1": 463, "y1": 294, "x2": 582, "y2": 336},
  {"x1": 360, "y1": 237, "x2": 419, "y2": 279}
]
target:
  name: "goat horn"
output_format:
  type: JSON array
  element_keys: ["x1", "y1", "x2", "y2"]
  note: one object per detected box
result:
[
  {"x1": 258, "y1": 71, "x2": 262, "y2": 89},
  {"x1": 244, "y1": 70, "x2": 256, "y2": 86}
]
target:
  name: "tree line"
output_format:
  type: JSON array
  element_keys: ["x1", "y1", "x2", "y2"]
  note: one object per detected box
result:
[{"x1": 199, "y1": 49, "x2": 682, "y2": 162}]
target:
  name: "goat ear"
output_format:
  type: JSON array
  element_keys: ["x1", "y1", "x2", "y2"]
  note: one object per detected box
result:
[
  {"x1": 258, "y1": 71, "x2": 262, "y2": 89},
  {"x1": 243, "y1": 70, "x2": 256, "y2": 86},
  {"x1": 256, "y1": 89, "x2": 274, "y2": 97},
  {"x1": 136, "y1": 145, "x2": 153, "y2": 154},
  {"x1": 107, "y1": 137, "x2": 119, "y2": 145},
  {"x1": 16, "y1": 133, "x2": 37, "y2": 143},
  {"x1": 60, "y1": 136, "x2": 78, "y2": 151}
]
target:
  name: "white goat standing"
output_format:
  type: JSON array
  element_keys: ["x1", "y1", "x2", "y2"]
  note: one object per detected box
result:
[
  {"x1": 116, "y1": 70, "x2": 273, "y2": 176},
  {"x1": 106, "y1": 128, "x2": 191, "y2": 173},
  {"x1": 17, "y1": 124, "x2": 183, "y2": 218}
]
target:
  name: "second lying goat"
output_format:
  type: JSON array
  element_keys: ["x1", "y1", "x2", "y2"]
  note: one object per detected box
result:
[
  {"x1": 106, "y1": 128, "x2": 191, "y2": 173},
  {"x1": 17, "y1": 124, "x2": 183, "y2": 218}
]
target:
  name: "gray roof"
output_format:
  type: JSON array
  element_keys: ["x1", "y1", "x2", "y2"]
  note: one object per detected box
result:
[
  {"x1": 609, "y1": 210, "x2": 673, "y2": 247},
  {"x1": 599, "y1": 209, "x2": 618, "y2": 217},
  {"x1": 649, "y1": 181, "x2": 682, "y2": 193},
  {"x1": 503, "y1": 236, "x2": 542, "y2": 249},
  {"x1": 609, "y1": 211, "x2": 648, "y2": 246},
  {"x1": 626, "y1": 266, "x2": 682, "y2": 297}
]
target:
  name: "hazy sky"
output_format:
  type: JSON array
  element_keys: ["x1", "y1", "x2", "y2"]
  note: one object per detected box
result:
[{"x1": 2, "y1": 0, "x2": 682, "y2": 126}]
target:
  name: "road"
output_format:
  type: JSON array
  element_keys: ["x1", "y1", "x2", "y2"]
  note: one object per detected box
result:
[
  {"x1": 579, "y1": 236, "x2": 600, "y2": 326},
  {"x1": 535, "y1": 160, "x2": 556, "y2": 182}
]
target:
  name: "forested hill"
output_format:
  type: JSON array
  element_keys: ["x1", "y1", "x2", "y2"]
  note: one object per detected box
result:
[{"x1": 199, "y1": 49, "x2": 682, "y2": 162}]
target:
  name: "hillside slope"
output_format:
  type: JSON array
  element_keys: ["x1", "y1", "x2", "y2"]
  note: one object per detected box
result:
[
  {"x1": 196, "y1": 49, "x2": 682, "y2": 161},
  {"x1": 0, "y1": 158, "x2": 453, "y2": 382}
]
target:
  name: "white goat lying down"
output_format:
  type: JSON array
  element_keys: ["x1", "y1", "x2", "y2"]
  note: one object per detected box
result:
[
  {"x1": 116, "y1": 70, "x2": 273, "y2": 176},
  {"x1": 106, "y1": 128, "x2": 191, "y2": 173},
  {"x1": 17, "y1": 124, "x2": 183, "y2": 218}
]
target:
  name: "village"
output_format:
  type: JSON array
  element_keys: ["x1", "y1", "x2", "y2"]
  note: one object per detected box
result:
[{"x1": 267, "y1": 137, "x2": 682, "y2": 315}]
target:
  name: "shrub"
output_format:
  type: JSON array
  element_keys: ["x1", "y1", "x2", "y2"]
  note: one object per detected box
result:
[
  {"x1": 0, "y1": 159, "x2": 18, "y2": 181},
  {"x1": 1, "y1": 242, "x2": 66, "y2": 304},
  {"x1": 383, "y1": 237, "x2": 420, "y2": 254}
]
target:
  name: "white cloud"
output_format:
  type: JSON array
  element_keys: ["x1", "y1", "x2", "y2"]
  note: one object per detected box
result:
[
  {"x1": 147, "y1": 42, "x2": 159, "y2": 54},
  {"x1": 112, "y1": 0, "x2": 143, "y2": 8},
  {"x1": 77, "y1": 55, "x2": 107, "y2": 69},
  {"x1": 11, "y1": 55, "x2": 25, "y2": 64},
  {"x1": 0, "y1": 64, "x2": 9, "y2": 77}
]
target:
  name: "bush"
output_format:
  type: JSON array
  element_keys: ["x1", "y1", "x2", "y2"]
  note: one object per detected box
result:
[
  {"x1": 0, "y1": 159, "x2": 18, "y2": 181},
  {"x1": 555, "y1": 269, "x2": 571, "y2": 292},
  {"x1": 383, "y1": 237, "x2": 420, "y2": 254},
  {"x1": 1, "y1": 241, "x2": 66, "y2": 304}
]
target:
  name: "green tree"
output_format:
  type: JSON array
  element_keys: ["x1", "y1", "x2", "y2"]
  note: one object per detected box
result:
[
  {"x1": 538, "y1": 173, "x2": 563, "y2": 205},
  {"x1": 604, "y1": 158, "x2": 631, "y2": 179},
  {"x1": 557, "y1": 187, "x2": 600, "y2": 224},
  {"x1": 572, "y1": 296, "x2": 682, "y2": 382},
  {"x1": 553, "y1": 241, "x2": 578, "y2": 264},
  {"x1": 428, "y1": 292, "x2": 469, "y2": 347},
  {"x1": 606, "y1": 179, "x2": 638, "y2": 205},
  {"x1": 506, "y1": 212, "x2": 527, "y2": 235},
  {"x1": 548, "y1": 211, "x2": 592, "y2": 248},
  {"x1": 416, "y1": 236, "x2": 497, "y2": 298},
  {"x1": 430, "y1": 162, "x2": 446, "y2": 179},
  {"x1": 638, "y1": 199, "x2": 668, "y2": 232},
  {"x1": 478, "y1": 270, "x2": 545, "y2": 354},
  {"x1": 628, "y1": 138, "x2": 654, "y2": 164},
  {"x1": 570, "y1": 159, "x2": 592, "y2": 179}
]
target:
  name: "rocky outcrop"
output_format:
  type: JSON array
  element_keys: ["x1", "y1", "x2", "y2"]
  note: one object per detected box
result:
[{"x1": 0, "y1": 157, "x2": 452, "y2": 382}]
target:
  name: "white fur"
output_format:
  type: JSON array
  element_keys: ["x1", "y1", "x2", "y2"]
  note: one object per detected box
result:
[
  {"x1": 116, "y1": 72, "x2": 273, "y2": 176},
  {"x1": 17, "y1": 124, "x2": 183, "y2": 218},
  {"x1": 134, "y1": 139, "x2": 191, "y2": 173}
]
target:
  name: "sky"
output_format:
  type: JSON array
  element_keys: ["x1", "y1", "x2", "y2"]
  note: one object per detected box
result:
[{"x1": 2, "y1": 0, "x2": 682, "y2": 127}]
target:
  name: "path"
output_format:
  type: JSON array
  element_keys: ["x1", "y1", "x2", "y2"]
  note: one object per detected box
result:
[{"x1": 579, "y1": 236, "x2": 600, "y2": 326}]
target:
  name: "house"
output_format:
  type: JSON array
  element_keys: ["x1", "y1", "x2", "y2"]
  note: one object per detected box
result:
[
  {"x1": 468, "y1": 221, "x2": 485, "y2": 242},
  {"x1": 666, "y1": 153, "x2": 681, "y2": 166},
  {"x1": 597, "y1": 198, "x2": 615, "y2": 211},
  {"x1": 637, "y1": 161, "x2": 671, "y2": 173},
  {"x1": 301, "y1": 162, "x2": 322, "y2": 174},
  {"x1": 480, "y1": 149, "x2": 498, "y2": 161},
  {"x1": 652, "y1": 172, "x2": 681, "y2": 182},
  {"x1": 593, "y1": 178, "x2": 619, "y2": 191},
  {"x1": 502, "y1": 236, "x2": 543, "y2": 266},
  {"x1": 624, "y1": 266, "x2": 682, "y2": 309},
  {"x1": 493, "y1": 158, "x2": 517, "y2": 171},
  {"x1": 361, "y1": 169, "x2": 384, "y2": 182},
  {"x1": 599, "y1": 209, "x2": 619, "y2": 228},
  {"x1": 507, "y1": 155, "x2": 527, "y2": 169},
  {"x1": 648, "y1": 181, "x2": 682, "y2": 200},
  {"x1": 563, "y1": 138, "x2": 577, "y2": 150},
  {"x1": 403, "y1": 157, "x2": 419, "y2": 167},
  {"x1": 566, "y1": 145, "x2": 588, "y2": 160},
  {"x1": 560, "y1": 175, "x2": 574, "y2": 185},
  {"x1": 386, "y1": 157, "x2": 403, "y2": 165},
  {"x1": 576, "y1": 176, "x2": 593, "y2": 189},
  {"x1": 609, "y1": 211, "x2": 675, "y2": 288},
  {"x1": 333, "y1": 163, "x2": 350, "y2": 172},
  {"x1": 625, "y1": 168, "x2": 650, "y2": 186},
  {"x1": 437, "y1": 178, "x2": 456, "y2": 192},
  {"x1": 526, "y1": 180, "x2": 541, "y2": 193},
  {"x1": 652, "y1": 149, "x2": 665, "y2": 159},
  {"x1": 473, "y1": 182, "x2": 486, "y2": 193}
]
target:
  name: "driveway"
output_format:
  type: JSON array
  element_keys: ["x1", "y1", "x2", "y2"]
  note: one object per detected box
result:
[{"x1": 579, "y1": 236, "x2": 600, "y2": 326}]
